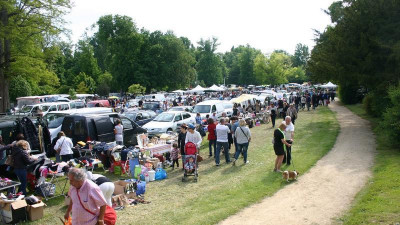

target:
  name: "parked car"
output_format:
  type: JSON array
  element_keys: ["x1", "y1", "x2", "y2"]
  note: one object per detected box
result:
[
  {"x1": 192, "y1": 100, "x2": 225, "y2": 119},
  {"x1": 44, "y1": 107, "x2": 113, "y2": 141},
  {"x1": 221, "y1": 101, "x2": 233, "y2": 117},
  {"x1": 69, "y1": 100, "x2": 86, "y2": 109},
  {"x1": 61, "y1": 113, "x2": 146, "y2": 146},
  {"x1": 123, "y1": 110, "x2": 156, "y2": 126},
  {"x1": 142, "y1": 111, "x2": 194, "y2": 136},
  {"x1": 87, "y1": 100, "x2": 111, "y2": 108},
  {"x1": 18, "y1": 102, "x2": 70, "y2": 117},
  {"x1": 168, "y1": 106, "x2": 193, "y2": 112},
  {"x1": 142, "y1": 101, "x2": 162, "y2": 112}
]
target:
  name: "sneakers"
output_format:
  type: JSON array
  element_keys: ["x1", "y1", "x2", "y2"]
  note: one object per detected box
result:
[
  {"x1": 245, "y1": 161, "x2": 249, "y2": 164},
  {"x1": 232, "y1": 159, "x2": 237, "y2": 166},
  {"x1": 215, "y1": 164, "x2": 220, "y2": 166},
  {"x1": 273, "y1": 169, "x2": 281, "y2": 173}
]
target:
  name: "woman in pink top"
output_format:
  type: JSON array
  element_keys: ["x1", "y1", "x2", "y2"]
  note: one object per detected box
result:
[{"x1": 65, "y1": 168, "x2": 107, "y2": 225}]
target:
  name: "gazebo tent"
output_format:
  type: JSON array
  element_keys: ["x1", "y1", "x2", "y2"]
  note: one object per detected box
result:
[
  {"x1": 206, "y1": 84, "x2": 225, "y2": 92},
  {"x1": 187, "y1": 85, "x2": 205, "y2": 93},
  {"x1": 320, "y1": 81, "x2": 337, "y2": 89}
]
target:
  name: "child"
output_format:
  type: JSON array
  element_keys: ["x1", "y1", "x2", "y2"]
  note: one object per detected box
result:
[
  {"x1": 171, "y1": 143, "x2": 180, "y2": 169},
  {"x1": 184, "y1": 156, "x2": 195, "y2": 173}
]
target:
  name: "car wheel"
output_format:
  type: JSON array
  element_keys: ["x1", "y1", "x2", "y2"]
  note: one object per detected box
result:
[{"x1": 167, "y1": 128, "x2": 173, "y2": 132}]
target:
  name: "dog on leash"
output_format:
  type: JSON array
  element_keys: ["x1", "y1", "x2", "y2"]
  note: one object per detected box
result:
[{"x1": 282, "y1": 170, "x2": 299, "y2": 182}]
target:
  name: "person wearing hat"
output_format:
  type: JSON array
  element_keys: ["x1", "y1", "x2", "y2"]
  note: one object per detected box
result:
[{"x1": 185, "y1": 123, "x2": 202, "y2": 149}]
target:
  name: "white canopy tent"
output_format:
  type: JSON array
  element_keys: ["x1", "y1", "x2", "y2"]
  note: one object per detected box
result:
[
  {"x1": 320, "y1": 81, "x2": 337, "y2": 89},
  {"x1": 187, "y1": 85, "x2": 206, "y2": 93},
  {"x1": 172, "y1": 90, "x2": 185, "y2": 94},
  {"x1": 206, "y1": 84, "x2": 225, "y2": 92}
]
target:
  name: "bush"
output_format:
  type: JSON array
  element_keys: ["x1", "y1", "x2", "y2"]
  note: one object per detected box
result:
[
  {"x1": 338, "y1": 82, "x2": 359, "y2": 104},
  {"x1": 381, "y1": 83, "x2": 400, "y2": 144},
  {"x1": 362, "y1": 89, "x2": 391, "y2": 117},
  {"x1": 9, "y1": 75, "x2": 32, "y2": 102}
]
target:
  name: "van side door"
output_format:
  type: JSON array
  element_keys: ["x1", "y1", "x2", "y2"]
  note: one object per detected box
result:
[
  {"x1": 93, "y1": 117, "x2": 114, "y2": 143},
  {"x1": 120, "y1": 116, "x2": 138, "y2": 146}
]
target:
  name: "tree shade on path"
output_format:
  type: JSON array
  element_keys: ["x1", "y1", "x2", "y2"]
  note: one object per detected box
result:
[{"x1": 220, "y1": 101, "x2": 376, "y2": 225}]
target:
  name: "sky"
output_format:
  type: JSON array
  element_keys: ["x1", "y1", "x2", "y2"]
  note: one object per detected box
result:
[{"x1": 64, "y1": 0, "x2": 335, "y2": 54}]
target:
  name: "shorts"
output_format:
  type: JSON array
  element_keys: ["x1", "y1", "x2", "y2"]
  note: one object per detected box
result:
[{"x1": 274, "y1": 146, "x2": 285, "y2": 156}]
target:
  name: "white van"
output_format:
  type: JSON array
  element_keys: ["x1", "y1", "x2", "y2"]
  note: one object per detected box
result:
[
  {"x1": 144, "y1": 94, "x2": 166, "y2": 102},
  {"x1": 45, "y1": 107, "x2": 113, "y2": 141},
  {"x1": 192, "y1": 100, "x2": 225, "y2": 119},
  {"x1": 18, "y1": 102, "x2": 71, "y2": 117}
]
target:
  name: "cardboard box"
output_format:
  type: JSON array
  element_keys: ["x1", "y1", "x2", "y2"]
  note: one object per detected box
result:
[
  {"x1": 113, "y1": 180, "x2": 130, "y2": 195},
  {"x1": 27, "y1": 201, "x2": 46, "y2": 221},
  {"x1": 0, "y1": 199, "x2": 27, "y2": 224}
]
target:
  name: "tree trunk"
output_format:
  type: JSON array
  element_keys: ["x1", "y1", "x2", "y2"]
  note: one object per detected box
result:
[{"x1": 0, "y1": 7, "x2": 10, "y2": 113}]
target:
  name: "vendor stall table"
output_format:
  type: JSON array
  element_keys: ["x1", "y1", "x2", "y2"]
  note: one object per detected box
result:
[
  {"x1": 40, "y1": 172, "x2": 68, "y2": 201},
  {"x1": 0, "y1": 181, "x2": 20, "y2": 194},
  {"x1": 144, "y1": 144, "x2": 172, "y2": 155}
]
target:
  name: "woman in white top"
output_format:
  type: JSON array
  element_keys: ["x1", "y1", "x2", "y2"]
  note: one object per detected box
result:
[
  {"x1": 54, "y1": 131, "x2": 74, "y2": 162},
  {"x1": 233, "y1": 119, "x2": 251, "y2": 165},
  {"x1": 114, "y1": 119, "x2": 124, "y2": 145}
]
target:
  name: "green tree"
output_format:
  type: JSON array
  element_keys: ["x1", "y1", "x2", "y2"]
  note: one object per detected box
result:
[
  {"x1": 9, "y1": 75, "x2": 32, "y2": 102},
  {"x1": 74, "y1": 72, "x2": 96, "y2": 94},
  {"x1": 264, "y1": 52, "x2": 291, "y2": 85},
  {"x1": 292, "y1": 43, "x2": 309, "y2": 68},
  {"x1": 73, "y1": 39, "x2": 101, "y2": 82},
  {"x1": 253, "y1": 53, "x2": 268, "y2": 84},
  {"x1": 68, "y1": 88, "x2": 77, "y2": 100},
  {"x1": 127, "y1": 84, "x2": 146, "y2": 94},
  {"x1": 196, "y1": 37, "x2": 223, "y2": 86},
  {"x1": 0, "y1": 0, "x2": 71, "y2": 113}
]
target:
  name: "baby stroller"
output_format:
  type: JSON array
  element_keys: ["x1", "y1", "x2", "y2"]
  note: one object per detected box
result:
[{"x1": 182, "y1": 142, "x2": 198, "y2": 182}]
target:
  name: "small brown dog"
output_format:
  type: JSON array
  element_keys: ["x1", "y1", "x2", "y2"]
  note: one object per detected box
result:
[{"x1": 282, "y1": 170, "x2": 299, "y2": 182}]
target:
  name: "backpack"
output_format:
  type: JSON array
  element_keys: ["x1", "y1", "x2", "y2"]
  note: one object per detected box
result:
[{"x1": 185, "y1": 142, "x2": 197, "y2": 155}]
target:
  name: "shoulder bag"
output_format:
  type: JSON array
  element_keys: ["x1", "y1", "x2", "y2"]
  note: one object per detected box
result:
[
  {"x1": 239, "y1": 127, "x2": 250, "y2": 142},
  {"x1": 56, "y1": 138, "x2": 66, "y2": 155},
  {"x1": 76, "y1": 189, "x2": 117, "y2": 225}
]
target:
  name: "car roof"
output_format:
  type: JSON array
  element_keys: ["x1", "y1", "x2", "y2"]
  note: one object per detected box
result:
[{"x1": 196, "y1": 100, "x2": 223, "y2": 105}]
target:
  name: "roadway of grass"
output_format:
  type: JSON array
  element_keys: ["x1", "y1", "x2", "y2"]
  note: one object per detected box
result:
[
  {"x1": 26, "y1": 106, "x2": 339, "y2": 225},
  {"x1": 339, "y1": 104, "x2": 400, "y2": 224}
]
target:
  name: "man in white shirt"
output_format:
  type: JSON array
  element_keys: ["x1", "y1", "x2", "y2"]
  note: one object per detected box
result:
[
  {"x1": 282, "y1": 116, "x2": 295, "y2": 165},
  {"x1": 185, "y1": 124, "x2": 202, "y2": 149},
  {"x1": 215, "y1": 118, "x2": 231, "y2": 166},
  {"x1": 54, "y1": 131, "x2": 74, "y2": 162},
  {"x1": 211, "y1": 112, "x2": 218, "y2": 122},
  {"x1": 114, "y1": 119, "x2": 124, "y2": 145}
]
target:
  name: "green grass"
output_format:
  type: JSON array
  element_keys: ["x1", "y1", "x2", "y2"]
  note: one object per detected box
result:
[
  {"x1": 27, "y1": 107, "x2": 339, "y2": 225},
  {"x1": 340, "y1": 104, "x2": 400, "y2": 225}
]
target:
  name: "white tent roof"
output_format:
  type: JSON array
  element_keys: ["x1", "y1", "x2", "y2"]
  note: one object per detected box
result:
[
  {"x1": 207, "y1": 84, "x2": 225, "y2": 92},
  {"x1": 187, "y1": 85, "x2": 205, "y2": 93},
  {"x1": 172, "y1": 90, "x2": 185, "y2": 93},
  {"x1": 321, "y1": 81, "x2": 337, "y2": 88}
]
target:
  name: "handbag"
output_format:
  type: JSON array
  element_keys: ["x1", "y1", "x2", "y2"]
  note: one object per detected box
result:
[
  {"x1": 56, "y1": 138, "x2": 66, "y2": 154},
  {"x1": 76, "y1": 189, "x2": 117, "y2": 225},
  {"x1": 239, "y1": 127, "x2": 250, "y2": 142},
  {"x1": 5, "y1": 155, "x2": 14, "y2": 167}
]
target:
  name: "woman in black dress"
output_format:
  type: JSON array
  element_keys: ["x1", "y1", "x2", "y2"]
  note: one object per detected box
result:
[{"x1": 273, "y1": 123, "x2": 291, "y2": 172}]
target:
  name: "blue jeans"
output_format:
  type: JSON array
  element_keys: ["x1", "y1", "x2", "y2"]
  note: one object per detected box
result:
[
  {"x1": 208, "y1": 140, "x2": 216, "y2": 156},
  {"x1": 216, "y1": 141, "x2": 230, "y2": 165},
  {"x1": 235, "y1": 142, "x2": 249, "y2": 162},
  {"x1": 14, "y1": 168, "x2": 27, "y2": 195}
]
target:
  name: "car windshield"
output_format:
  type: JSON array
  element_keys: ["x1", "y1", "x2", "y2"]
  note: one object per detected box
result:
[
  {"x1": 44, "y1": 113, "x2": 68, "y2": 128},
  {"x1": 42, "y1": 105, "x2": 51, "y2": 111},
  {"x1": 143, "y1": 103, "x2": 158, "y2": 110},
  {"x1": 124, "y1": 113, "x2": 137, "y2": 121},
  {"x1": 20, "y1": 105, "x2": 33, "y2": 113},
  {"x1": 153, "y1": 113, "x2": 174, "y2": 122},
  {"x1": 193, "y1": 105, "x2": 211, "y2": 113},
  {"x1": 169, "y1": 107, "x2": 183, "y2": 111}
]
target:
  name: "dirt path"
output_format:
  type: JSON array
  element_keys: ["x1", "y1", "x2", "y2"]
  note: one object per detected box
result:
[{"x1": 220, "y1": 101, "x2": 376, "y2": 225}]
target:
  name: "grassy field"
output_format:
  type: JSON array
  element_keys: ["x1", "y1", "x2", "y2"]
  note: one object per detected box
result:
[
  {"x1": 26, "y1": 106, "x2": 339, "y2": 225},
  {"x1": 339, "y1": 104, "x2": 400, "y2": 225}
]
